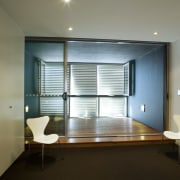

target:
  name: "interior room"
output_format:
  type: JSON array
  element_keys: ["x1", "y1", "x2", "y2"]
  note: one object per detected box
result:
[
  {"x1": 24, "y1": 39, "x2": 167, "y2": 138},
  {"x1": 1, "y1": 0, "x2": 180, "y2": 179}
]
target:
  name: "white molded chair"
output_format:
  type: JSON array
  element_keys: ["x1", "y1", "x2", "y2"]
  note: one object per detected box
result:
[
  {"x1": 163, "y1": 114, "x2": 180, "y2": 162},
  {"x1": 27, "y1": 116, "x2": 59, "y2": 168}
]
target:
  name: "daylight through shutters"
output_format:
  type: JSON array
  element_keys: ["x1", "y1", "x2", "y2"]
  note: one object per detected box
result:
[
  {"x1": 70, "y1": 63, "x2": 128, "y2": 117},
  {"x1": 40, "y1": 62, "x2": 64, "y2": 115}
]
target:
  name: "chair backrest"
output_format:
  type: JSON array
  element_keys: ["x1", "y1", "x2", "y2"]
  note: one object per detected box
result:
[
  {"x1": 27, "y1": 116, "x2": 49, "y2": 139},
  {"x1": 174, "y1": 114, "x2": 180, "y2": 132}
]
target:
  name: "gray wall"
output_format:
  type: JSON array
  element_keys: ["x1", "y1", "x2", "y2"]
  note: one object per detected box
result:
[
  {"x1": 0, "y1": 6, "x2": 24, "y2": 176},
  {"x1": 169, "y1": 40, "x2": 180, "y2": 131},
  {"x1": 128, "y1": 46, "x2": 166, "y2": 131}
]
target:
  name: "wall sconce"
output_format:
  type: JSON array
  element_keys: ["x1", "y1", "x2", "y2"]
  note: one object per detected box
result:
[{"x1": 25, "y1": 105, "x2": 29, "y2": 113}]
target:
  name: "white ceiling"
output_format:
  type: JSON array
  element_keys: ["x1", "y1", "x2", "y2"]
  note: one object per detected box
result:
[{"x1": 0, "y1": 0, "x2": 180, "y2": 42}]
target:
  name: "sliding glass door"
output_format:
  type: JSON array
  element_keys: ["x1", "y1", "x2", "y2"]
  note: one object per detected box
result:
[
  {"x1": 25, "y1": 41, "x2": 66, "y2": 137},
  {"x1": 25, "y1": 40, "x2": 131, "y2": 137}
]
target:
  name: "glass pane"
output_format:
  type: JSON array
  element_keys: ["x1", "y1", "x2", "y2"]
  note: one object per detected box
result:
[
  {"x1": 124, "y1": 63, "x2": 130, "y2": 95},
  {"x1": 25, "y1": 42, "x2": 65, "y2": 136},
  {"x1": 70, "y1": 64, "x2": 97, "y2": 95},
  {"x1": 68, "y1": 41, "x2": 131, "y2": 63},
  {"x1": 40, "y1": 97, "x2": 64, "y2": 115},
  {"x1": 40, "y1": 63, "x2": 64, "y2": 95},
  {"x1": 99, "y1": 97, "x2": 127, "y2": 117},
  {"x1": 70, "y1": 97, "x2": 97, "y2": 118},
  {"x1": 98, "y1": 65, "x2": 125, "y2": 95}
]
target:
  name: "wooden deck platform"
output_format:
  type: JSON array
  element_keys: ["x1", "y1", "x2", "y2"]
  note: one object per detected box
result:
[
  {"x1": 25, "y1": 117, "x2": 174, "y2": 148},
  {"x1": 25, "y1": 135, "x2": 174, "y2": 149}
]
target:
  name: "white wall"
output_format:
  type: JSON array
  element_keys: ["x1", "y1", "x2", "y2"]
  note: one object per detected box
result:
[
  {"x1": 169, "y1": 39, "x2": 180, "y2": 131},
  {"x1": 0, "y1": 6, "x2": 24, "y2": 176}
]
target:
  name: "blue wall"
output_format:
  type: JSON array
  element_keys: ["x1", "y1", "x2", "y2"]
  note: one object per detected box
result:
[{"x1": 128, "y1": 46, "x2": 166, "y2": 131}]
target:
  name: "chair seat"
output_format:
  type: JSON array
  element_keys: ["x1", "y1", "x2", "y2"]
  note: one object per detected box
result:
[
  {"x1": 34, "y1": 134, "x2": 59, "y2": 144},
  {"x1": 163, "y1": 131, "x2": 180, "y2": 140}
]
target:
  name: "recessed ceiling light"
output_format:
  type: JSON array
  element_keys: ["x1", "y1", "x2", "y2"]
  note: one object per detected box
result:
[
  {"x1": 68, "y1": 27, "x2": 73, "y2": 31},
  {"x1": 153, "y1": 32, "x2": 158, "y2": 36},
  {"x1": 64, "y1": 0, "x2": 71, "y2": 3}
]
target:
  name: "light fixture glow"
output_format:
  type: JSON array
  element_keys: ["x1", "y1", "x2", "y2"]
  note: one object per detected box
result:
[
  {"x1": 25, "y1": 105, "x2": 29, "y2": 112},
  {"x1": 140, "y1": 136, "x2": 145, "y2": 140},
  {"x1": 153, "y1": 31, "x2": 158, "y2": 36},
  {"x1": 68, "y1": 27, "x2": 73, "y2": 31},
  {"x1": 64, "y1": 0, "x2": 71, "y2": 3}
]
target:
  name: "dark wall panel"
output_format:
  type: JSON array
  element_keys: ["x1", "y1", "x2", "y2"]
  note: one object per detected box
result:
[{"x1": 24, "y1": 46, "x2": 39, "y2": 120}]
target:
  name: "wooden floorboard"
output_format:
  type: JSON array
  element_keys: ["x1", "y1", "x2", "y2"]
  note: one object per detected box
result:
[{"x1": 67, "y1": 117, "x2": 161, "y2": 137}]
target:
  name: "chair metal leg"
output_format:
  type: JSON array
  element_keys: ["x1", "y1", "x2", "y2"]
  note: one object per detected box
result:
[
  {"x1": 42, "y1": 144, "x2": 44, "y2": 169},
  {"x1": 158, "y1": 132, "x2": 164, "y2": 153},
  {"x1": 178, "y1": 145, "x2": 180, "y2": 164}
]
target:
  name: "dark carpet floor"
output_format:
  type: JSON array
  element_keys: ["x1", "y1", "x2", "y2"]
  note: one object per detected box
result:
[{"x1": 1, "y1": 144, "x2": 180, "y2": 180}]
